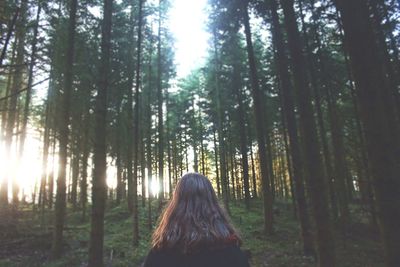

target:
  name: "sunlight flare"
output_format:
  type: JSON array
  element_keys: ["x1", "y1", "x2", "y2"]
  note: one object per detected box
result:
[{"x1": 151, "y1": 177, "x2": 160, "y2": 196}]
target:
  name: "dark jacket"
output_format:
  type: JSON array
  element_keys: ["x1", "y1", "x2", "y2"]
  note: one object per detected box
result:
[{"x1": 142, "y1": 245, "x2": 250, "y2": 267}]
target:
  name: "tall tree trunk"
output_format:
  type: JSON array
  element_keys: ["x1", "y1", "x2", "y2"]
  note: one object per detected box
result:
[
  {"x1": 229, "y1": 140, "x2": 236, "y2": 201},
  {"x1": 200, "y1": 129, "x2": 206, "y2": 175},
  {"x1": 212, "y1": 27, "x2": 229, "y2": 212},
  {"x1": 265, "y1": 131, "x2": 275, "y2": 200},
  {"x1": 166, "y1": 93, "x2": 173, "y2": 197},
  {"x1": 233, "y1": 64, "x2": 250, "y2": 209},
  {"x1": 325, "y1": 85, "x2": 350, "y2": 228},
  {"x1": 157, "y1": 0, "x2": 164, "y2": 204},
  {"x1": 0, "y1": 0, "x2": 27, "y2": 209},
  {"x1": 17, "y1": 2, "x2": 41, "y2": 208},
  {"x1": 0, "y1": 6, "x2": 19, "y2": 68},
  {"x1": 369, "y1": 0, "x2": 400, "y2": 117},
  {"x1": 52, "y1": 0, "x2": 77, "y2": 258},
  {"x1": 0, "y1": 37, "x2": 16, "y2": 208},
  {"x1": 333, "y1": 0, "x2": 400, "y2": 265},
  {"x1": 268, "y1": 0, "x2": 314, "y2": 255},
  {"x1": 115, "y1": 137, "x2": 123, "y2": 205},
  {"x1": 132, "y1": 0, "x2": 144, "y2": 246},
  {"x1": 300, "y1": 0, "x2": 350, "y2": 226},
  {"x1": 280, "y1": 0, "x2": 336, "y2": 265},
  {"x1": 279, "y1": 94, "x2": 297, "y2": 217},
  {"x1": 147, "y1": 129, "x2": 153, "y2": 230},
  {"x1": 48, "y1": 135, "x2": 56, "y2": 209},
  {"x1": 140, "y1": 132, "x2": 146, "y2": 208},
  {"x1": 126, "y1": 0, "x2": 136, "y2": 214},
  {"x1": 80, "y1": 109, "x2": 89, "y2": 221},
  {"x1": 146, "y1": 29, "x2": 154, "y2": 229},
  {"x1": 298, "y1": 0, "x2": 338, "y2": 220},
  {"x1": 248, "y1": 128, "x2": 257, "y2": 198},
  {"x1": 1, "y1": 41, "x2": 17, "y2": 139},
  {"x1": 88, "y1": 0, "x2": 112, "y2": 265},
  {"x1": 242, "y1": 0, "x2": 273, "y2": 234},
  {"x1": 115, "y1": 88, "x2": 123, "y2": 205},
  {"x1": 70, "y1": 145, "x2": 80, "y2": 210},
  {"x1": 213, "y1": 128, "x2": 221, "y2": 197},
  {"x1": 39, "y1": 72, "x2": 54, "y2": 226},
  {"x1": 336, "y1": 14, "x2": 377, "y2": 228}
]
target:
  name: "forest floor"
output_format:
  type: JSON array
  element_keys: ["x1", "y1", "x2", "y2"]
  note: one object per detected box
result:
[{"x1": 0, "y1": 199, "x2": 384, "y2": 267}]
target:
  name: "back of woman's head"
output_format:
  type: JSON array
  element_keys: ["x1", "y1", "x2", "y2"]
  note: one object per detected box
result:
[{"x1": 152, "y1": 172, "x2": 241, "y2": 253}]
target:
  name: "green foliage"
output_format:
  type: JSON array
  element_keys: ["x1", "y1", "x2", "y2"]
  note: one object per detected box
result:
[{"x1": 0, "y1": 200, "x2": 385, "y2": 267}]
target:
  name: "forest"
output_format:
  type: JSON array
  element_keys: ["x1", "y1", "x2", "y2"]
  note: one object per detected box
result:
[{"x1": 0, "y1": 0, "x2": 399, "y2": 266}]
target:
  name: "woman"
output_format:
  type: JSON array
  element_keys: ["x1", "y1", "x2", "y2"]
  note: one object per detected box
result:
[{"x1": 143, "y1": 172, "x2": 250, "y2": 267}]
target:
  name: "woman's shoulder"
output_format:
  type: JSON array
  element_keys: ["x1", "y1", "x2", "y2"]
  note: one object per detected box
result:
[
  {"x1": 143, "y1": 245, "x2": 250, "y2": 267},
  {"x1": 142, "y1": 247, "x2": 175, "y2": 266},
  {"x1": 142, "y1": 247, "x2": 184, "y2": 267},
  {"x1": 209, "y1": 245, "x2": 251, "y2": 265}
]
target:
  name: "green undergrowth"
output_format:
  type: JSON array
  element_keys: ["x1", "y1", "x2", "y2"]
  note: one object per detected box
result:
[{"x1": 0, "y1": 199, "x2": 384, "y2": 267}]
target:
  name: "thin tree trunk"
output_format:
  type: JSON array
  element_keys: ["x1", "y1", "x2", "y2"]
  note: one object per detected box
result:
[
  {"x1": 166, "y1": 92, "x2": 173, "y2": 197},
  {"x1": 1, "y1": 41, "x2": 17, "y2": 139},
  {"x1": 212, "y1": 26, "x2": 229, "y2": 212},
  {"x1": 280, "y1": 0, "x2": 336, "y2": 264},
  {"x1": 126, "y1": 0, "x2": 136, "y2": 214},
  {"x1": 265, "y1": 131, "x2": 275, "y2": 200},
  {"x1": 299, "y1": 0, "x2": 349, "y2": 226},
  {"x1": 88, "y1": 0, "x2": 112, "y2": 265},
  {"x1": 242, "y1": 0, "x2": 273, "y2": 234},
  {"x1": 70, "y1": 138, "x2": 80, "y2": 210},
  {"x1": 17, "y1": 2, "x2": 42, "y2": 209},
  {"x1": 268, "y1": 0, "x2": 314, "y2": 254},
  {"x1": 0, "y1": 6, "x2": 19, "y2": 68},
  {"x1": 248, "y1": 129, "x2": 257, "y2": 198},
  {"x1": 48, "y1": 135, "x2": 56, "y2": 209},
  {"x1": 146, "y1": 28, "x2": 154, "y2": 229},
  {"x1": 298, "y1": 0, "x2": 338, "y2": 220},
  {"x1": 132, "y1": 0, "x2": 144, "y2": 246},
  {"x1": 39, "y1": 72, "x2": 53, "y2": 227},
  {"x1": 157, "y1": 0, "x2": 164, "y2": 204},
  {"x1": 80, "y1": 110, "x2": 89, "y2": 221},
  {"x1": 369, "y1": 0, "x2": 400, "y2": 117},
  {"x1": 229, "y1": 141, "x2": 236, "y2": 201},
  {"x1": 233, "y1": 63, "x2": 250, "y2": 209},
  {"x1": 141, "y1": 134, "x2": 146, "y2": 208},
  {"x1": 0, "y1": 0, "x2": 27, "y2": 209},
  {"x1": 52, "y1": 0, "x2": 77, "y2": 258},
  {"x1": 115, "y1": 88, "x2": 123, "y2": 205},
  {"x1": 213, "y1": 129, "x2": 221, "y2": 197}
]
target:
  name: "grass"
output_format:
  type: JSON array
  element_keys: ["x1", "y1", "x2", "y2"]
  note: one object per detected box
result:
[{"x1": 0, "y1": 198, "x2": 385, "y2": 267}]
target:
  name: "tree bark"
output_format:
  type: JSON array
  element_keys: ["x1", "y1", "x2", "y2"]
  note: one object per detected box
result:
[
  {"x1": 80, "y1": 109, "x2": 89, "y2": 221},
  {"x1": 213, "y1": 129, "x2": 221, "y2": 197},
  {"x1": 242, "y1": 0, "x2": 273, "y2": 234},
  {"x1": 232, "y1": 63, "x2": 250, "y2": 209},
  {"x1": 268, "y1": 0, "x2": 314, "y2": 255},
  {"x1": 333, "y1": 0, "x2": 400, "y2": 265},
  {"x1": 52, "y1": 0, "x2": 77, "y2": 258},
  {"x1": 212, "y1": 26, "x2": 229, "y2": 213},
  {"x1": 0, "y1": 6, "x2": 19, "y2": 68},
  {"x1": 88, "y1": 0, "x2": 112, "y2": 266},
  {"x1": 157, "y1": 0, "x2": 164, "y2": 204},
  {"x1": 0, "y1": 0, "x2": 27, "y2": 209},
  {"x1": 280, "y1": 0, "x2": 336, "y2": 265},
  {"x1": 18, "y1": 2, "x2": 42, "y2": 208},
  {"x1": 132, "y1": 0, "x2": 144, "y2": 246}
]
